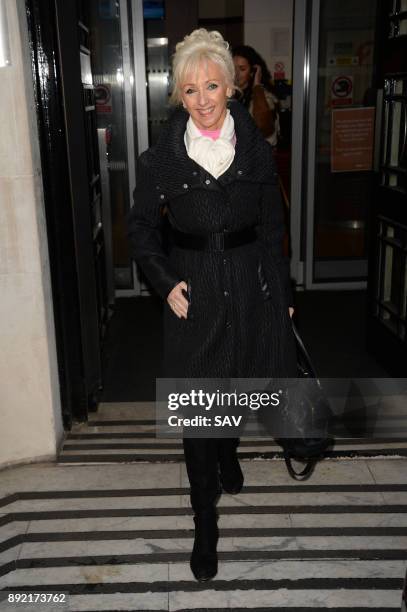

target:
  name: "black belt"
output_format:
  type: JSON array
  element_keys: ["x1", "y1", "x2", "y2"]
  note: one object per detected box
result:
[{"x1": 171, "y1": 226, "x2": 257, "y2": 252}]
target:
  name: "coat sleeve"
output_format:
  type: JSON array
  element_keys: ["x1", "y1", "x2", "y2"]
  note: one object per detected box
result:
[
  {"x1": 258, "y1": 163, "x2": 294, "y2": 308},
  {"x1": 126, "y1": 152, "x2": 181, "y2": 299}
]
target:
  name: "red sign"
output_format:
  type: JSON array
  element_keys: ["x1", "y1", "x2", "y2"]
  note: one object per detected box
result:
[
  {"x1": 331, "y1": 76, "x2": 353, "y2": 106},
  {"x1": 331, "y1": 107, "x2": 375, "y2": 172}
]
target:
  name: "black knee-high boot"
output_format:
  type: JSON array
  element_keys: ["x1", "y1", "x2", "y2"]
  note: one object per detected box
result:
[
  {"x1": 182, "y1": 437, "x2": 221, "y2": 582},
  {"x1": 218, "y1": 437, "x2": 244, "y2": 494}
]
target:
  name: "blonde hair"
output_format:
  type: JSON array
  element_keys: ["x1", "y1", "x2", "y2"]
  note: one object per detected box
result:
[{"x1": 169, "y1": 28, "x2": 236, "y2": 105}]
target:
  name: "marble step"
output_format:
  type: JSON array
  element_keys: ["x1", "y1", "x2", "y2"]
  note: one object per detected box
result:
[
  {"x1": 57, "y1": 448, "x2": 407, "y2": 463},
  {"x1": 1, "y1": 455, "x2": 406, "y2": 610},
  {"x1": 86, "y1": 402, "x2": 407, "y2": 433},
  {"x1": 92, "y1": 400, "x2": 407, "y2": 420},
  {"x1": 2, "y1": 559, "x2": 405, "y2": 585},
  {"x1": 79, "y1": 415, "x2": 407, "y2": 427},
  {"x1": 1, "y1": 490, "x2": 401, "y2": 513},
  {"x1": 61, "y1": 400, "x2": 407, "y2": 462},
  {"x1": 1, "y1": 535, "x2": 405, "y2": 608},
  {"x1": 0, "y1": 589, "x2": 402, "y2": 611},
  {"x1": 62, "y1": 437, "x2": 407, "y2": 446}
]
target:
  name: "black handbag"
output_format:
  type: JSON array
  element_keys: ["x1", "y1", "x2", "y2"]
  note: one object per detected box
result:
[{"x1": 272, "y1": 321, "x2": 334, "y2": 480}]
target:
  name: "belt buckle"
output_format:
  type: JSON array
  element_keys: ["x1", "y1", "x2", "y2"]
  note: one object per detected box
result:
[{"x1": 212, "y1": 232, "x2": 225, "y2": 252}]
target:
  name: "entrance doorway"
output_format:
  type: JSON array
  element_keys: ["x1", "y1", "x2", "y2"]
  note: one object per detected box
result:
[
  {"x1": 28, "y1": 0, "x2": 404, "y2": 427},
  {"x1": 291, "y1": 0, "x2": 380, "y2": 288}
]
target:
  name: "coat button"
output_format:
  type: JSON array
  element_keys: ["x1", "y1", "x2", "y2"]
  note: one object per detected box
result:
[
  {"x1": 226, "y1": 321, "x2": 232, "y2": 328},
  {"x1": 160, "y1": 194, "x2": 165, "y2": 199},
  {"x1": 205, "y1": 178, "x2": 211, "y2": 185},
  {"x1": 224, "y1": 290, "x2": 229, "y2": 297},
  {"x1": 192, "y1": 171, "x2": 198, "y2": 176},
  {"x1": 183, "y1": 183, "x2": 189, "y2": 189},
  {"x1": 223, "y1": 258, "x2": 227, "y2": 265},
  {"x1": 237, "y1": 170, "x2": 243, "y2": 175},
  {"x1": 156, "y1": 185, "x2": 160, "y2": 190}
]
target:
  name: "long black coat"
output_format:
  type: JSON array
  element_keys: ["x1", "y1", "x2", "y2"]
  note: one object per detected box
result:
[{"x1": 127, "y1": 101, "x2": 297, "y2": 378}]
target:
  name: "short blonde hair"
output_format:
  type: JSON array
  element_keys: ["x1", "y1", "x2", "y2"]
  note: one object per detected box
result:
[{"x1": 169, "y1": 28, "x2": 236, "y2": 105}]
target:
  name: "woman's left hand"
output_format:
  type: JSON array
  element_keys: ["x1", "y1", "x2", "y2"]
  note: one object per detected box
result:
[{"x1": 289, "y1": 307, "x2": 294, "y2": 318}]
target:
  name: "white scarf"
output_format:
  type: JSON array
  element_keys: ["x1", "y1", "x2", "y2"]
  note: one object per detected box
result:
[{"x1": 184, "y1": 109, "x2": 236, "y2": 179}]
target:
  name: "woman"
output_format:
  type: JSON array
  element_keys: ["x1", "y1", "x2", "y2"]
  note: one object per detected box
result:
[
  {"x1": 232, "y1": 45, "x2": 280, "y2": 146},
  {"x1": 127, "y1": 29, "x2": 296, "y2": 582}
]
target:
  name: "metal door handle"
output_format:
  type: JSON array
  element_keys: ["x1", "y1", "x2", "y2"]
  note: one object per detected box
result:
[{"x1": 374, "y1": 88, "x2": 384, "y2": 172}]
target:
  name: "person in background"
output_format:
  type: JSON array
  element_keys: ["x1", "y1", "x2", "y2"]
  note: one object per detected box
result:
[{"x1": 232, "y1": 45, "x2": 280, "y2": 147}]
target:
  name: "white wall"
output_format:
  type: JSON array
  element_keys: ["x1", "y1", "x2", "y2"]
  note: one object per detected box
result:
[
  {"x1": 244, "y1": 0, "x2": 293, "y2": 81},
  {"x1": 0, "y1": 0, "x2": 64, "y2": 468}
]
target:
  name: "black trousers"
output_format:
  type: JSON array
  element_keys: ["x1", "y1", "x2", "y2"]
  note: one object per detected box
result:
[{"x1": 182, "y1": 437, "x2": 239, "y2": 513}]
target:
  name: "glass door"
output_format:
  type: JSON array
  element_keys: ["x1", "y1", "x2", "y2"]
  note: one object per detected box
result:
[
  {"x1": 304, "y1": 0, "x2": 380, "y2": 287},
  {"x1": 88, "y1": 0, "x2": 148, "y2": 295}
]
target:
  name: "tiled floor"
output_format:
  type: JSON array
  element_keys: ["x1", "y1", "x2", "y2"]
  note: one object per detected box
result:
[{"x1": 0, "y1": 402, "x2": 406, "y2": 611}]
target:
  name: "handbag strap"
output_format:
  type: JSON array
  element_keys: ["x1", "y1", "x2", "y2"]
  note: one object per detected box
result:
[
  {"x1": 285, "y1": 456, "x2": 316, "y2": 481},
  {"x1": 291, "y1": 320, "x2": 318, "y2": 378}
]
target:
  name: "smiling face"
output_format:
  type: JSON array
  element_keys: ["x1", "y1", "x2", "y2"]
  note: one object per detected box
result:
[
  {"x1": 180, "y1": 59, "x2": 232, "y2": 131},
  {"x1": 233, "y1": 55, "x2": 252, "y2": 89}
]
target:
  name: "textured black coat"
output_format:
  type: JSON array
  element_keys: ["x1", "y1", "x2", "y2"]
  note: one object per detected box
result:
[{"x1": 127, "y1": 101, "x2": 297, "y2": 378}]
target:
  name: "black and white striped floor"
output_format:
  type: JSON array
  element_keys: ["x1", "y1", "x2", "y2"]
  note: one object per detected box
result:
[
  {"x1": 0, "y1": 402, "x2": 406, "y2": 610},
  {"x1": 59, "y1": 401, "x2": 407, "y2": 464}
]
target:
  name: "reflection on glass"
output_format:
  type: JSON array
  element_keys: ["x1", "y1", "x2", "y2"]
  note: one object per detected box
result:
[
  {"x1": 89, "y1": 0, "x2": 133, "y2": 290},
  {"x1": 146, "y1": 36, "x2": 170, "y2": 145},
  {"x1": 389, "y1": 1, "x2": 407, "y2": 37},
  {"x1": 395, "y1": 79, "x2": 404, "y2": 95},
  {"x1": 400, "y1": 18, "x2": 407, "y2": 35},
  {"x1": 382, "y1": 78, "x2": 407, "y2": 192},
  {"x1": 390, "y1": 102, "x2": 402, "y2": 166},
  {"x1": 389, "y1": 172, "x2": 399, "y2": 187},
  {"x1": 380, "y1": 307, "x2": 398, "y2": 334},
  {"x1": 143, "y1": 0, "x2": 165, "y2": 19},
  {"x1": 383, "y1": 228, "x2": 394, "y2": 303},
  {"x1": 377, "y1": 220, "x2": 407, "y2": 339},
  {"x1": 313, "y1": 0, "x2": 378, "y2": 280},
  {"x1": 382, "y1": 100, "x2": 389, "y2": 164}
]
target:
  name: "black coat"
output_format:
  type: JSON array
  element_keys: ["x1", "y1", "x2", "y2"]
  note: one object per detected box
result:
[{"x1": 127, "y1": 101, "x2": 297, "y2": 378}]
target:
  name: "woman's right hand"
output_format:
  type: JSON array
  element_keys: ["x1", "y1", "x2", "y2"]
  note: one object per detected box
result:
[
  {"x1": 167, "y1": 281, "x2": 189, "y2": 319},
  {"x1": 253, "y1": 64, "x2": 262, "y2": 87}
]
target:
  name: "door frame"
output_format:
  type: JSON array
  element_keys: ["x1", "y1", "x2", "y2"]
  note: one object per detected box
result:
[
  {"x1": 26, "y1": 0, "x2": 98, "y2": 427},
  {"x1": 291, "y1": 0, "x2": 369, "y2": 292},
  {"x1": 116, "y1": 0, "x2": 150, "y2": 297}
]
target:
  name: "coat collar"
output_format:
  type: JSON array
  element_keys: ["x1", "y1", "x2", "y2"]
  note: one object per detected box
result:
[{"x1": 146, "y1": 100, "x2": 277, "y2": 198}]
